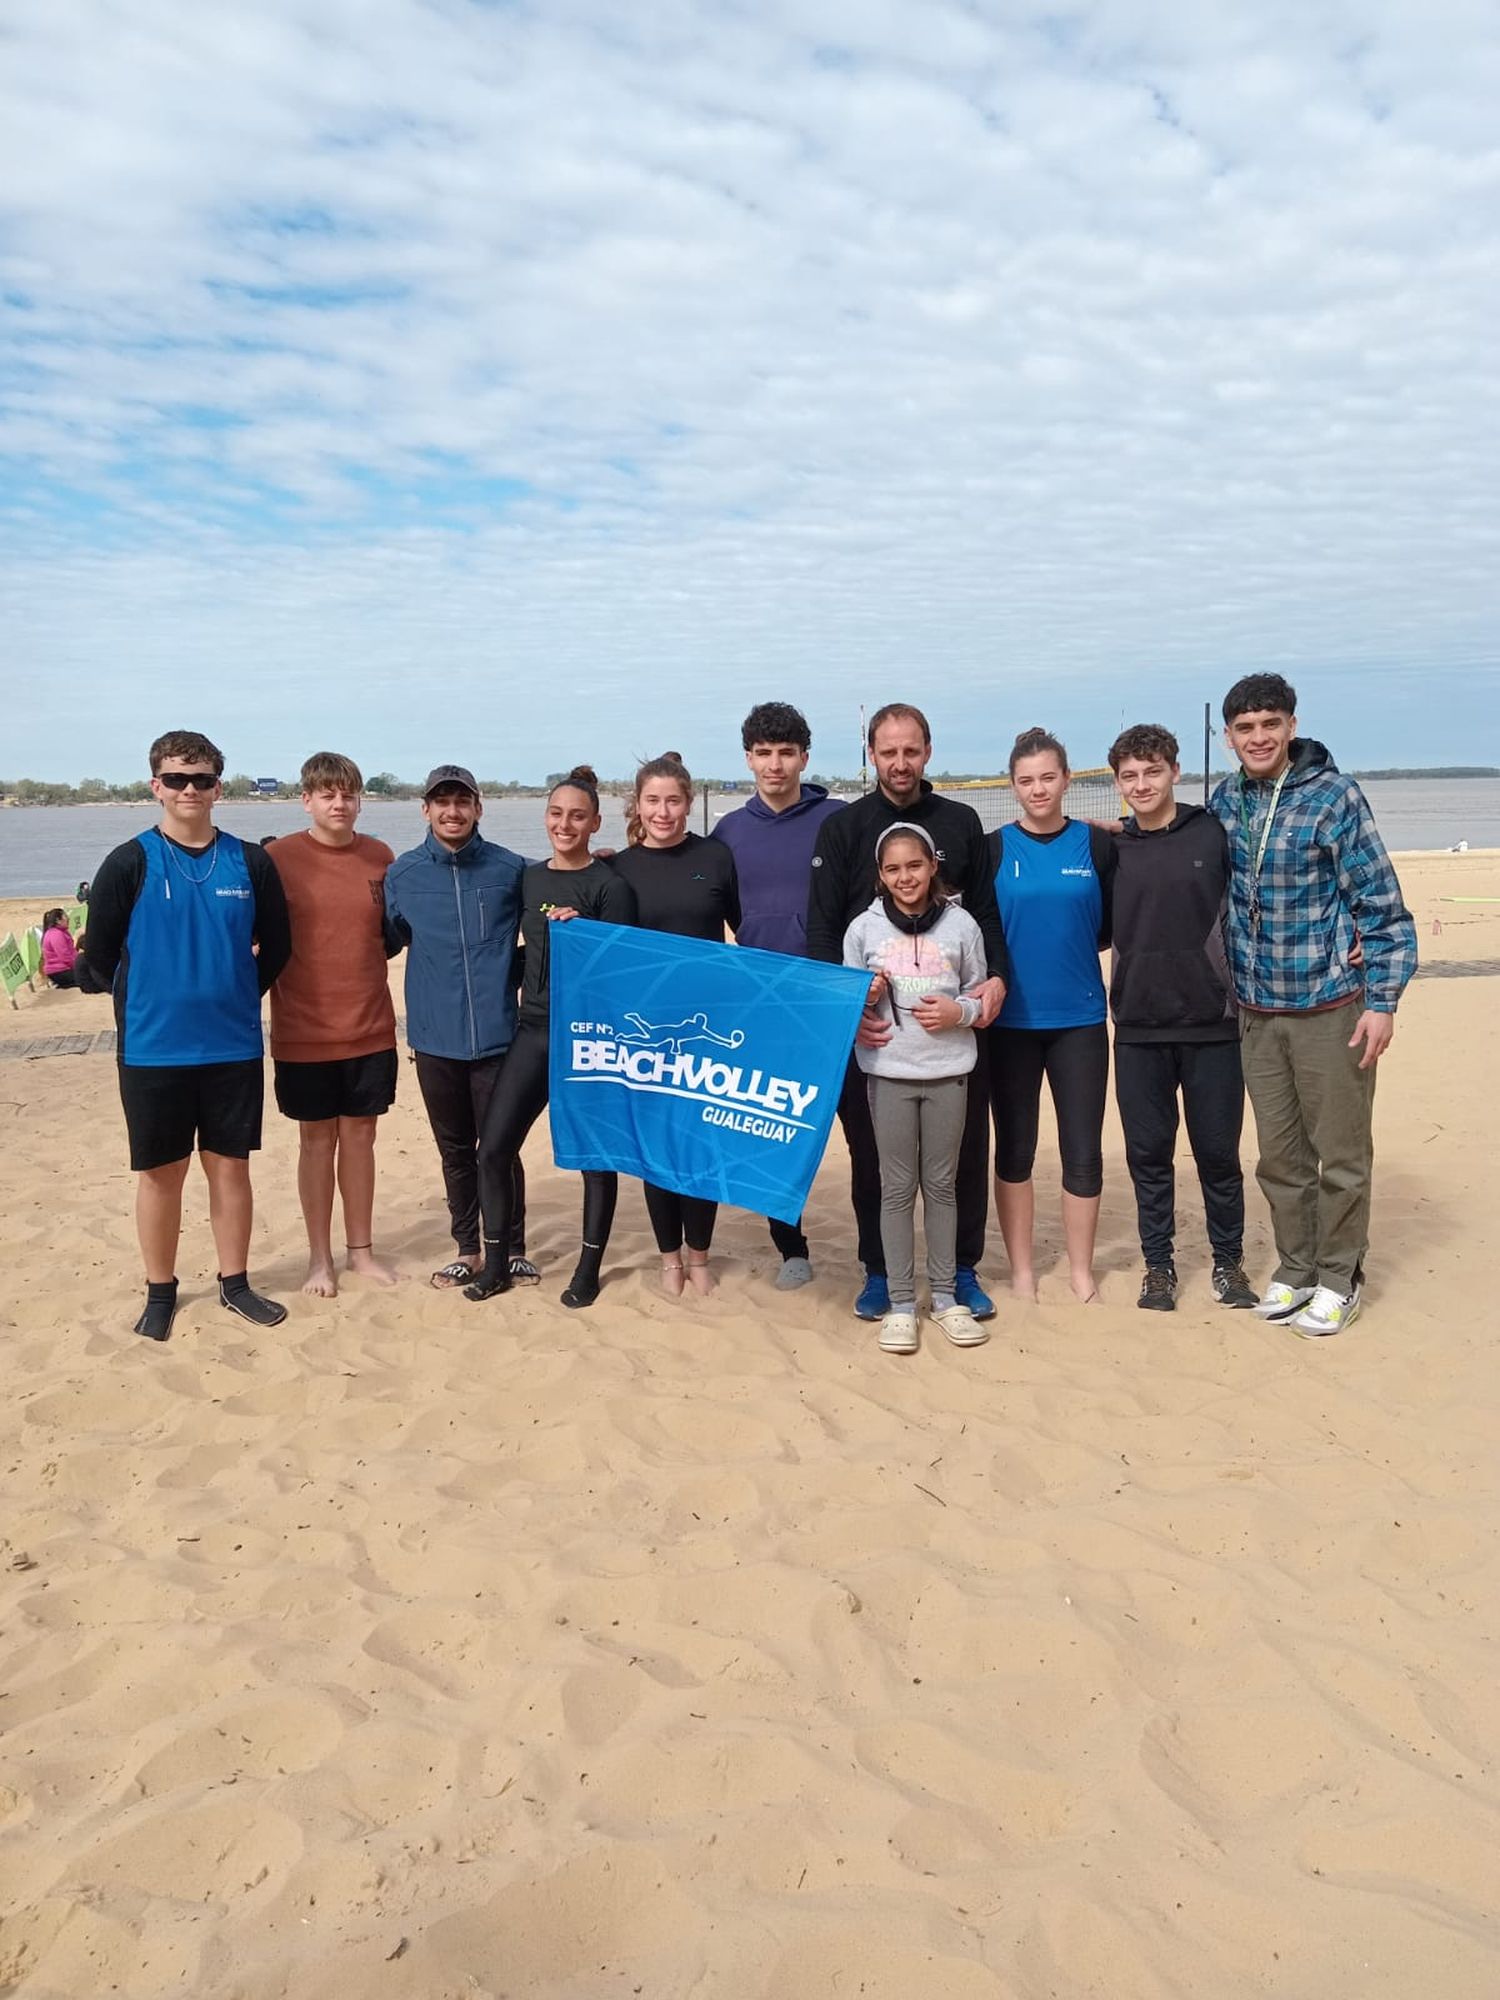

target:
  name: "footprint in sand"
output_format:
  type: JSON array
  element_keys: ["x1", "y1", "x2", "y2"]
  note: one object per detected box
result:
[
  {"x1": 363, "y1": 1603, "x2": 519, "y2": 1696},
  {"x1": 854, "y1": 1719, "x2": 1078, "y2": 1847},
  {"x1": 62, "y1": 1796, "x2": 302, "y2": 1905},
  {"x1": 23, "y1": 1382, "x2": 164, "y2": 1433},
  {"x1": 133, "y1": 1693, "x2": 347, "y2": 1796}
]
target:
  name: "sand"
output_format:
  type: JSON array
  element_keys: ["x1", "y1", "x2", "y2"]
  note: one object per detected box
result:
[{"x1": 1, "y1": 853, "x2": 1496, "y2": 1999}]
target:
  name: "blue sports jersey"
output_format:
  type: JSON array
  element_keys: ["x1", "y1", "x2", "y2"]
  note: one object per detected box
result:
[
  {"x1": 123, "y1": 830, "x2": 264, "y2": 1066},
  {"x1": 994, "y1": 820, "x2": 1106, "y2": 1029}
]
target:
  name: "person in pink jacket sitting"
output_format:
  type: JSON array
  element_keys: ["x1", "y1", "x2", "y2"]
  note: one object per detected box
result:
[{"x1": 41, "y1": 909, "x2": 79, "y2": 988}]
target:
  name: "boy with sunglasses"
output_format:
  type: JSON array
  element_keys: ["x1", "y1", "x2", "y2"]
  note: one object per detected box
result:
[{"x1": 80, "y1": 730, "x2": 292, "y2": 1340}]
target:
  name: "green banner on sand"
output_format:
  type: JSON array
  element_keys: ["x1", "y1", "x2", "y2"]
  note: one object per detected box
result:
[{"x1": 0, "y1": 933, "x2": 30, "y2": 996}]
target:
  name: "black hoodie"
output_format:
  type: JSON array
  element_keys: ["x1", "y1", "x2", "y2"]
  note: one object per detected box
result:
[{"x1": 1109, "y1": 805, "x2": 1237, "y2": 1043}]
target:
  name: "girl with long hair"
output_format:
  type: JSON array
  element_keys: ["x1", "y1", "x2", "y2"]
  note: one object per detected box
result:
[
  {"x1": 464, "y1": 767, "x2": 637, "y2": 1309},
  {"x1": 607, "y1": 753, "x2": 741, "y2": 1296}
]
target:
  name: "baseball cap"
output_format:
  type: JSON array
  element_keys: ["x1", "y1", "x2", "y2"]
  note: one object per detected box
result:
[{"x1": 422, "y1": 764, "x2": 480, "y2": 800}]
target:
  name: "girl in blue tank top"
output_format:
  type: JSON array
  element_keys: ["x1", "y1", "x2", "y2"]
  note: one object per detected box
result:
[{"x1": 987, "y1": 729, "x2": 1116, "y2": 1303}]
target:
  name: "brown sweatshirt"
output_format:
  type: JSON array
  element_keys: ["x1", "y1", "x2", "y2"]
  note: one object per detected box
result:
[{"x1": 268, "y1": 830, "x2": 396, "y2": 1062}]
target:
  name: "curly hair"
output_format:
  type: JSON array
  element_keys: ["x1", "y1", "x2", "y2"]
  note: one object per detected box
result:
[{"x1": 1108, "y1": 724, "x2": 1179, "y2": 773}]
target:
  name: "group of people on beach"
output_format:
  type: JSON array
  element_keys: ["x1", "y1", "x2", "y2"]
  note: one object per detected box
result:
[{"x1": 74, "y1": 671, "x2": 1416, "y2": 1352}]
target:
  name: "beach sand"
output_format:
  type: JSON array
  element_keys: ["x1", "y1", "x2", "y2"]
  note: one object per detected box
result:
[{"x1": 1, "y1": 853, "x2": 1496, "y2": 1998}]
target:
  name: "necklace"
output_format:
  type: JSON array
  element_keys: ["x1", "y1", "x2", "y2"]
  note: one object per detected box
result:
[{"x1": 161, "y1": 830, "x2": 220, "y2": 898}]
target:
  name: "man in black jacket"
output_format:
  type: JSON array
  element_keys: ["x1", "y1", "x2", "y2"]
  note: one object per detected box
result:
[
  {"x1": 1108, "y1": 725, "x2": 1256, "y2": 1311},
  {"x1": 806, "y1": 702, "x2": 1009, "y2": 1319}
]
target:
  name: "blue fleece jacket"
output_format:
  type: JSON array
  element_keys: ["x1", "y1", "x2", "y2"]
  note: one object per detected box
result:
[
  {"x1": 383, "y1": 829, "x2": 525, "y2": 1060},
  {"x1": 710, "y1": 784, "x2": 844, "y2": 955}
]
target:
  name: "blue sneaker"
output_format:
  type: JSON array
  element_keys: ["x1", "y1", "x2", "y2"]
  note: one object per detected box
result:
[
  {"x1": 953, "y1": 1267, "x2": 996, "y2": 1320},
  {"x1": 853, "y1": 1271, "x2": 890, "y2": 1320}
]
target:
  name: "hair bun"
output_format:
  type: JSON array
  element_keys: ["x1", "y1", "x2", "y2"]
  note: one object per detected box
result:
[{"x1": 566, "y1": 763, "x2": 599, "y2": 787}]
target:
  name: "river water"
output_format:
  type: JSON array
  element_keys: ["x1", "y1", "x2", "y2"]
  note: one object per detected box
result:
[{"x1": 2, "y1": 779, "x2": 1498, "y2": 899}]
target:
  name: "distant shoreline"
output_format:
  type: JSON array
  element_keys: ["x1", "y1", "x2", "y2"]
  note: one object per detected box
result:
[{"x1": 4, "y1": 767, "x2": 1498, "y2": 808}]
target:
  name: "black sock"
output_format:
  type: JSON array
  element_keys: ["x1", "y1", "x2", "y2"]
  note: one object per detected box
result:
[
  {"x1": 134, "y1": 1278, "x2": 179, "y2": 1342},
  {"x1": 561, "y1": 1242, "x2": 605, "y2": 1310},
  {"x1": 218, "y1": 1271, "x2": 288, "y2": 1327},
  {"x1": 464, "y1": 1240, "x2": 512, "y2": 1302}
]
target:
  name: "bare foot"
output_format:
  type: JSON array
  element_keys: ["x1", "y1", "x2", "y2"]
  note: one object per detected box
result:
[
  {"x1": 347, "y1": 1245, "x2": 399, "y2": 1286},
  {"x1": 1070, "y1": 1275, "x2": 1101, "y2": 1304},
  {"x1": 1010, "y1": 1272, "x2": 1038, "y2": 1302},
  {"x1": 302, "y1": 1260, "x2": 339, "y2": 1298},
  {"x1": 661, "y1": 1258, "x2": 686, "y2": 1299},
  {"x1": 685, "y1": 1252, "x2": 715, "y2": 1297}
]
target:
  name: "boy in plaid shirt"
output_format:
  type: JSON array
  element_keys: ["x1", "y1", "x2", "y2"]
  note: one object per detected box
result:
[{"x1": 1212, "y1": 674, "x2": 1417, "y2": 1337}]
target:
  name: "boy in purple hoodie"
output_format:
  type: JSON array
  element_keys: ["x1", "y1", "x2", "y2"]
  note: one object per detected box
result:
[{"x1": 711, "y1": 701, "x2": 845, "y2": 1289}]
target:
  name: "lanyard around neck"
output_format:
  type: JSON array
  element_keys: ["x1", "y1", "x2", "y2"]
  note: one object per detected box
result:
[{"x1": 1240, "y1": 766, "x2": 1290, "y2": 880}]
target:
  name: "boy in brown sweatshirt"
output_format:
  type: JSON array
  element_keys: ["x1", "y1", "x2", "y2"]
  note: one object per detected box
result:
[{"x1": 268, "y1": 753, "x2": 400, "y2": 1294}]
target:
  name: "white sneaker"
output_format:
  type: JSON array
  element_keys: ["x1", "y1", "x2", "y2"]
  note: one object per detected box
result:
[
  {"x1": 1292, "y1": 1285, "x2": 1362, "y2": 1338},
  {"x1": 878, "y1": 1308, "x2": 920, "y2": 1354},
  {"x1": 1253, "y1": 1281, "x2": 1316, "y2": 1321},
  {"x1": 932, "y1": 1303, "x2": 989, "y2": 1347}
]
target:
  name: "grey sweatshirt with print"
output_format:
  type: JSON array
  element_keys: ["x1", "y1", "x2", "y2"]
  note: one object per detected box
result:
[{"x1": 842, "y1": 898, "x2": 987, "y2": 1081}]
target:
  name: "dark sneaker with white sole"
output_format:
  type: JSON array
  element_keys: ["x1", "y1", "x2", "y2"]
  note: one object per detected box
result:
[
  {"x1": 1211, "y1": 1261, "x2": 1259, "y2": 1309},
  {"x1": 1137, "y1": 1264, "x2": 1178, "y2": 1312}
]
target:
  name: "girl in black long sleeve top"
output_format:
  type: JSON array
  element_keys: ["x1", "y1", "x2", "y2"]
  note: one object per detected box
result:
[{"x1": 607, "y1": 754, "x2": 741, "y2": 1296}]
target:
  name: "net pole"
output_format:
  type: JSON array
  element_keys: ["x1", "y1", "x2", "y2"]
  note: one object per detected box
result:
[{"x1": 1202, "y1": 702, "x2": 1211, "y2": 808}]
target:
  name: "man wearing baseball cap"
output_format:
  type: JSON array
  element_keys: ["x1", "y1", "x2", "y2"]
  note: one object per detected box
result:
[{"x1": 383, "y1": 766, "x2": 533, "y2": 1287}]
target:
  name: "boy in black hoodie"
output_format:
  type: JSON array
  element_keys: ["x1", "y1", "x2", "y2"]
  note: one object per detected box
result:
[{"x1": 1107, "y1": 725, "x2": 1257, "y2": 1312}]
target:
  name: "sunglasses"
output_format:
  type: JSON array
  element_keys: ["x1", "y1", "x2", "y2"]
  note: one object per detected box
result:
[{"x1": 157, "y1": 771, "x2": 219, "y2": 792}]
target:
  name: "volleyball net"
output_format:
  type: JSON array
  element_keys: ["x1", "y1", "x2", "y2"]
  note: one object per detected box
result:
[{"x1": 936, "y1": 769, "x2": 1122, "y2": 830}]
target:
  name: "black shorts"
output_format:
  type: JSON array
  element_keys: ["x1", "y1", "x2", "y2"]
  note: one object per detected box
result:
[
  {"x1": 274, "y1": 1047, "x2": 399, "y2": 1123},
  {"x1": 119, "y1": 1058, "x2": 265, "y2": 1172}
]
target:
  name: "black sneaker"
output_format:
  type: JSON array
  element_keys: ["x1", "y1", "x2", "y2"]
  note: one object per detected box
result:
[
  {"x1": 1138, "y1": 1264, "x2": 1178, "y2": 1312},
  {"x1": 1211, "y1": 1261, "x2": 1259, "y2": 1309}
]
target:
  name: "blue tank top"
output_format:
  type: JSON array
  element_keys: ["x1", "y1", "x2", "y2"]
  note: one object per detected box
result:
[
  {"x1": 994, "y1": 821, "x2": 1106, "y2": 1029},
  {"x1": 123, "y1": 830, "x2": 264, "y2": 1066}
]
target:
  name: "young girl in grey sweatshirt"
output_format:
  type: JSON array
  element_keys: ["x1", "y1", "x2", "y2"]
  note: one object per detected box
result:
[{"x1": 842, "y1": 823, "x2": 990, "y2": 1353}]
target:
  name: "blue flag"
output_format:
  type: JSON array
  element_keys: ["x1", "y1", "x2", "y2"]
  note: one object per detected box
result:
[{"x1": 549, "y1": 919, "x2": 869, "y2": 1224}]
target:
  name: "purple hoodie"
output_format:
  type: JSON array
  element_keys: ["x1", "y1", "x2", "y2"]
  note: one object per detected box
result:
[{"x1": 710, "y1": 784, "x2": 845, "y2": 956}]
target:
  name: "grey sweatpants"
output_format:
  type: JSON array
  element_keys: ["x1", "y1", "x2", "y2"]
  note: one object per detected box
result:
[{"x1": 867, "y1": 1073, "x2": 970, "y2": 1307}]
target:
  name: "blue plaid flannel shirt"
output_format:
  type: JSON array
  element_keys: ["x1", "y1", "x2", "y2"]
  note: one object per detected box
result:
[{"x1": 1211, "y1": 745, "x2": 1417, "y2": 1014}]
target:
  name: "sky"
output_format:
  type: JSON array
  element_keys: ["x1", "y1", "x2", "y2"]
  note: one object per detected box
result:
[{"x1": 2, "y1": 0, "x2": 1498, "y2": 783}]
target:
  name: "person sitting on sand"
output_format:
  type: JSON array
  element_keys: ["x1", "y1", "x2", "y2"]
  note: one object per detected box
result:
[
  {"x1": 266, "y1": 752, "x2": 402, "y2": 1297},
  {"x1": 40, "y1": 909, "x2": 79, "y2": 988}
]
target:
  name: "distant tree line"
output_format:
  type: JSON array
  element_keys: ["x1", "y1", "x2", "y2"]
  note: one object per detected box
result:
[{"x1": 4, "y1": 764, "x2": 1494, "y2": 806}]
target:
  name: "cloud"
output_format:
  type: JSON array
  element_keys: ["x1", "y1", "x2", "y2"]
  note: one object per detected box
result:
[{"x1": 2, "y1": 0, "x2": 1497, "y2": 776}]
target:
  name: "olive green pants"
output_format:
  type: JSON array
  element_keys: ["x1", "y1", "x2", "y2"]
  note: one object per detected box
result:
[{"x1": 1240, "y1": 1000, "x2": 1375, "y2": 1295}]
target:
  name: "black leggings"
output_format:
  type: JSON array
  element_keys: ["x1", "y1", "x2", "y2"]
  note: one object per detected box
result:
[
  {"x1": 989, "y1": 1022, "x2": 1109, "y2": 1198},
  {"x1": 475, "y1": 1021, "x2": 618, "y2": 1258},
  {"x1": 642, "y1": 1184, "x2": 718, "y2": 1256}
]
